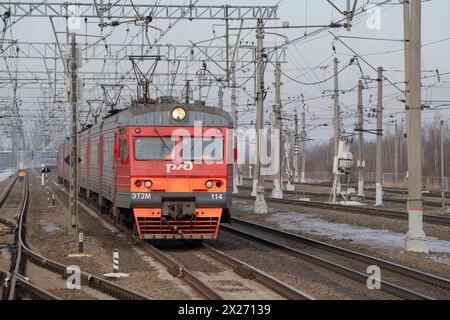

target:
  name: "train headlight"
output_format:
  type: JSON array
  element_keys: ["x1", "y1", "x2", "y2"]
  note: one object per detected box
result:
[
  {"x1": 144, "y1": 180, "x2": 152, "y2": 188},
  {"x1": 171, "y1": 107, "x2": 186, "y2": 121},
  {"x1": 205, "y1": 180, "x2": 213, "y2": 189}
]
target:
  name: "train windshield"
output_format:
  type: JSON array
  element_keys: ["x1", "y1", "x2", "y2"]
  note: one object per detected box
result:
[
  {"x1": 134, "y1": 137, "x2": 174, "y2": 160},
  {"x1": 182, "y1": 137, "x2": 223, "y2": 161}
]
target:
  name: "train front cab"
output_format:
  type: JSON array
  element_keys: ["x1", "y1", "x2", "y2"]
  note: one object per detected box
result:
[{"x1": 125, "y1": 125, "x2": 233, "y2": 240}]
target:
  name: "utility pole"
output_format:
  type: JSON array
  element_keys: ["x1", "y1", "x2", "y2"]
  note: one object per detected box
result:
[
  {"x1": 405, "y1": 0, "x2": 428, "y2": 253},
  {"x1": 330, "y1": 57, "x2": 341, "y2": 204},
  {"x1": 375, "y1": 67, "x2": 383, "y2": 206},
  {"x1": 300, "y1": 105, "x2": 306, "y2": 183},
  {"x1": 394, "y1": 121, "x2": 399, "y2": 182},
  {"x1": 272, "y1": 62, "x2": 283, "y2": 198},
  {"x1": 231, "y1": 62, "x2": 238, "y2": 194},
  {"x1": 440, "y1": 120, "x2": 446, "y2": 215},
  {"x1": 294, "y1": 110, "x2": 300, "y2": 183},
  {"x1": 68, "y1": 33, "x2": 79, "y2": 235},
  {"x1": 218, "y1": 86, "x2": 224, "y2": 110},
  {"x1": 254, "y1": 19, "x2": 268, "y2": 214},
  {"x1": 285, "y1": 126, "x2": 295, "y2": 191},
  {"x1": 357, "y1": 80, "x2": 365, "y2": 197},
  {"x1": 403, "y1": 0, "x2": 411, "y2": 143},
  {"x1": 333, "y1": 58, "x2": 340, "y2": 157}
]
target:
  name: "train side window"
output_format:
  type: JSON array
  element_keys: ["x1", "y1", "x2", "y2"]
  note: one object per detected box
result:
[{"x1": 120, "y1": 139, "x2": 128, "y2": 160}]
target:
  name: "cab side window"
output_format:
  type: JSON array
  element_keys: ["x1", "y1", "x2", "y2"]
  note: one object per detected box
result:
[{"x1": 120, "y1": 139, "x2": 128, "y2": 160}]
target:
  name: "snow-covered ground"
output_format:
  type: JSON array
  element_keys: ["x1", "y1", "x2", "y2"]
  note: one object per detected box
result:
[
  {"x1": 267, "y1": 211, "x2": 450, "y2": 266},
  {"x1": 0, "y1": 168, "x2": 15, "y2": 183},
  {"x1": 336, "y1": 201, "x2": 366, "y2": 206}
]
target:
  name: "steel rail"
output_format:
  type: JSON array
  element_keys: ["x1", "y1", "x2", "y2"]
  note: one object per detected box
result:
[
  {"x1": 0, "y1": 175, "x2": 18, "y2": 208},
  {"x1": 6, "y1": 175, "x2": 150, "y2": 300},
  {"x1": 201, "y1": 244, "x2": 313, "y2": 300},
  {"x1": 48, "y1": 171, "x2": 223, "y2": 300},
  {"x1": 235, "y1": 191, "x2": 450, "y2": 227},
  {"x1": 138, "y1": 240, "x2": 225, "y2": 300},
  {"x1": 0, "y1": 175, "x2": 19, "y2": 230},
  {"x1": 220, "y1": 222, "x2": 436, "y2": 300},
  {"x1": 12, "y1": 272, "x2": 62, "y2": 300},
  {"x1": 241, "y1": 177, "x2": 450, "y2": 199},
  {"x1": 229, "y1": 218, "x2": 450, "y2": 294},
  {"x1": 275, "y1": 187, "x2": 446, "y2": 208}
]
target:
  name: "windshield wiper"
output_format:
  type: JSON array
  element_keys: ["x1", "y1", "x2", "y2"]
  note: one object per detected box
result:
[{"x1": 153, "y1": 129, "x2": 171, "y2": 152}]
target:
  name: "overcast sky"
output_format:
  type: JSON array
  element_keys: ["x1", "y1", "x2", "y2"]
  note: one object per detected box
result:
[{"x1": 0, "y1": 0, "x2": 449, "y2": 149}]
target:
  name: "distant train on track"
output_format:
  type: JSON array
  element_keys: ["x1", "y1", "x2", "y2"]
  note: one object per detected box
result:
[{"x1": 57, "y1": 97, "x2": 234, "y2": 240}]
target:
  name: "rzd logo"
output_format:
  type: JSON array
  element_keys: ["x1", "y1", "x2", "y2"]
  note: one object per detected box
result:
[{"x1": 166, "y1": 162, "x2": 193, "y2": 173}]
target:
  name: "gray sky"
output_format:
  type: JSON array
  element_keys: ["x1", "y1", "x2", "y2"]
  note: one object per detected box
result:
[{"x1": 0, "y1": 0, "x2": 449, "y2": 149}]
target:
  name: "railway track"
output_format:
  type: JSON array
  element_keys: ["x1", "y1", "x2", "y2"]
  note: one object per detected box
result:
[
  {"x1": 46, "y1": 171, "x2": 311, "y2": 300},
  {"x1": 1, "y1": 172, "x2": 150, "y2": 300},
  {"x1": 235, "y1": 189, "x2": 450, "y2": 227},
  {"x1": 44, "y1": 171, "x2": 449, "y2": 300},
  {"x1": 139, "y1": 239, "x2": 312, "y2": 300},
  {"x1": 302, "y1": 182, "x2": 449, "y2": 199},
  {"x1": 241, "y1": 177, "x2": 450, "y2": 200},
  {"x1": 270, "y1": 186, "x2": 444, "y2": 208},
  {"x1": 220, "y1": 218, "x2": 450, "y2": 300}
]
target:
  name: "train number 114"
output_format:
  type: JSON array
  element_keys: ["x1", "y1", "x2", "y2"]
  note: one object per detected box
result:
[{"x1": 211, "y1": 193, "x2": 223, "y2": 200}]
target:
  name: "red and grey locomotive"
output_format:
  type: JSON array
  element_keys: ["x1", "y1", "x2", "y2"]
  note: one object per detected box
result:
[{"x1": 57, "y1": 97, "x2": 233, "y2": 239}]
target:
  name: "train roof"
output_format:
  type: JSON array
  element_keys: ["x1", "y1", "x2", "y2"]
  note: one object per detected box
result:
[{"x1": 81, "y1": 101, "x2": 233, "y2": 134}]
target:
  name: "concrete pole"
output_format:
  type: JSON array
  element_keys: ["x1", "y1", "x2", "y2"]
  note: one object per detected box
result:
[
  {"x1": 254, "y1": 19, "x2": 268, "y2": 214},
  {"x1": 294, "y1": 110, "x2": 300, "y2": 183},
  {"x1": 272, "y1": 63, "x2": 283, "y2": 198},
  {"x1": 441, "y1": 120, "x2": 446, "y2": 215},
  {"x1": 218, "y1": 86, "x2": 224, "y2": 110},
  {"x1": 300, "y1": 106, "x2": 306, "y2": 183},
  {"x1": 405, "y1": 0, "x2": 428, "y2": 253},
  {"x1": 167, "y1": 61, "x2": 170, "y2": 96},
  {"x1": 285, "y1": 126, "x2": 295, "y2": 191},
  {"x1": 231, "y1": 62, "x2": 239, "y2": 193},
  {"x1": 375, "y1": 67, "x2": 383, "y2": 206},
  {"x1": 357, "y1": 80, "x2": 365, "y2": 197},
  {"x1": 394, "y1": 121, "x2": 399, "y2": 182},
  {"x1": 403, "y1": 0, "x2": 411, "y2": 145},
  {"x1": 69, "y1": 33, "x2": 79, "y2": 235},
  {"x1": 198, "y1": 75, "x2": 202, "y2": 102},
  {"x1": 333, "y1": 58, "x2": 340, "y2": 157}
]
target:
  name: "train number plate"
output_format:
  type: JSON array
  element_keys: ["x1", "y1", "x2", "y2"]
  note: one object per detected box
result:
[
  {"x1": 211, "y1": 193, "x2": 223, "y2": 200},
  {"x1": 130, "y1": 192, "x2": 152, "y2": 200}
]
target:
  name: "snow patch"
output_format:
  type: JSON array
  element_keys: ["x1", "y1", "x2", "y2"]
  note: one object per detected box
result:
[
  {"x1": 265, "y1": 211, "x2": 450, "y2": 266},
  {"x1": 336, "y1": 201, "x2": 366, "y2": 206},
  {"x1": 38, "y1": 219, "x2": 61, "y2": 233},
  {"x1": 0, "y1": 168, "x2": 15, "y2": 183}
]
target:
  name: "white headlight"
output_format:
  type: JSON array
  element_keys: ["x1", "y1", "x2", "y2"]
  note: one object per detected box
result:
[
  {"x1": 145, "y1": 180, "x2": 152, "y2": 188},
  {"x1": 172, "y1": 107, "x2": 186, "y2": 121},
  {"x1": 205, "y1": 180, "x2": 213, "y2": 188}
]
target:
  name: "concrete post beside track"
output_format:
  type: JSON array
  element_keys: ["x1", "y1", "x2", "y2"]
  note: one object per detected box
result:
[
  {"x1": 254, "y1": 19, "x2": 268, "y2": 214},
  {"x1": 357, "y1": 80, "x2": 365, "y2": 197},
  {"x1": 405, "y1": 0, "x2": 428, "y2": 253},
  {"x1": 375, "y1": 67, "x2": 383, "y2": 206},
  {"x1": 300, "y1": 106, "x2": 306, "y2": 184},
  {"x1": 231, "y1": 62, "x2": 239, "y2": 194},
  {"x1": 272, "y1": 62, "x2": 283, "y2": 199},
  {"x1": 68, "y1": 33, "x2": 79, "y2": 235}
]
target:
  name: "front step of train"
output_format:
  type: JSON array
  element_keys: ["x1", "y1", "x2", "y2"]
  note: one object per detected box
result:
[{"x1": 133, "y1": 207, "x2": 222, "y2": 240}]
